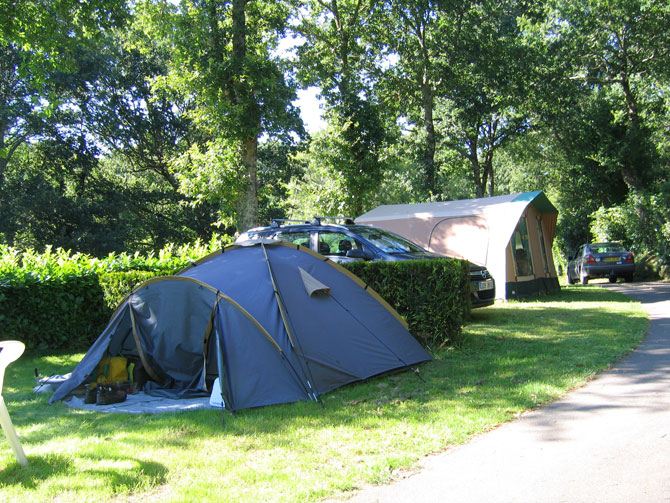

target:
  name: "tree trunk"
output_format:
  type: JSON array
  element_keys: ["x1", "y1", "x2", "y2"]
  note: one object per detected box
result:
[
  {"x1": 237, "y1": 136, "x2": 258, "y2": 232},
  {"x1": 487, "y1": 163, "x2": 494, "y2": 196},
  {"x1": 467, "y1": 134, "x2": 485, "y2": 198},
  {"x1": 421, "y1": 80, "x2": 436, "y2": 195},
  {"x1": 485, "y1": 146, "x2": 494, "y2": 197},
  {"x1": 619, "y1": 75, "x2": 644, "y2": 191},
  {"x1": 231, "y1": 0, "x2": 259, "y2": 232}
]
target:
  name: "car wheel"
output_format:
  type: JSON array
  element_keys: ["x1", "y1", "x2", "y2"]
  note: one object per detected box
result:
[
  {"x1": 624, "y1": 273, "x2": 634, "y2": 283},
  {"x1": 566, "y1": 273, "x2": 574, "y2": 285},
  {"x1": 608, "y1": 276, "x2": 617, "y2": 283},
  {"x1": 580, "y1": 269, "x2": 588, "y2": 285}
]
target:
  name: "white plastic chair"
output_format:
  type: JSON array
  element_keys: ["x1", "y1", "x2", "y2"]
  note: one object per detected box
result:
[{"x1": 0, "y1": 340, "x2": 28, "y2": 466}]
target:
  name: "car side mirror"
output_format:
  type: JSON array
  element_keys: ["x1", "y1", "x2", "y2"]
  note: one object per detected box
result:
[{"x1": 346, "y1": 249, "x2": 373, "y2": 260}]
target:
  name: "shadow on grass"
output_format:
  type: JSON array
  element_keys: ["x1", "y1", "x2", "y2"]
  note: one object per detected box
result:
[
  {"x1": 0, "y1": 452, "x2": 167, "y2": 494},
  {"x1": 1, "y1": 454, "x2": 70, "y2": 487},
  {"x1": 506, "y1": 284, "x2": 639, "y2": 305}
]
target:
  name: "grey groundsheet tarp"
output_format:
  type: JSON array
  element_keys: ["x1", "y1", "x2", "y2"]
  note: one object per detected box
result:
[{"x1": 63, "y1": 393, "x2": 213, "y2": 414}]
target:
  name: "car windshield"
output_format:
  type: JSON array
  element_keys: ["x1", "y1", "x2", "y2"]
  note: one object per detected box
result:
[
  {"x1": 589, "y1": 243, "x2": 626, "y2": 254},
  {"x1": 352, "y1": 226, "x2": 425, "y2": 254}
]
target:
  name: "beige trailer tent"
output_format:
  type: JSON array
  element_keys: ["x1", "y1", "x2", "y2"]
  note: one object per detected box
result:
[{"x1": 356, "y1": 191, "x2": 560, "y2": 299}]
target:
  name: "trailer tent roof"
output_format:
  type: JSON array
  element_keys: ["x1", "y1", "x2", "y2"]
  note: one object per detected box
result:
[{"x1": 356, "y1": 191, "x2": 559, "y2": 299}]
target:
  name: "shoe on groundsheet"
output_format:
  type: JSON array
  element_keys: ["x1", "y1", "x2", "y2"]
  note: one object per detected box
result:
[
  {"x1": 96, "y1": 387, "x2": 127, "y2": 406},
  {"x1": 84, "y1": 385, "x2": 98, "y2": 404}
]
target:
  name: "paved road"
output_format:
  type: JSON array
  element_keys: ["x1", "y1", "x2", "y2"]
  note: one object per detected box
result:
[{"x1": 334, "y1": 281, "x2": 670, "y2": 503}]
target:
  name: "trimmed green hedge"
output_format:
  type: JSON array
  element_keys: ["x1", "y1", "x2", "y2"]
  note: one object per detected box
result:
[
  {"x1": 0, "y1": 274, "x2": 110, "y2": 350},
  {"x1": 342, "y1": 258, "x2": 470, "y2": 349},
  {"x1": 98, "y1": 270, "x2": 175, "y2": 310},
  {"x1": 0, "y1": 270, "x2": 171, "y2": 350},
  {"x1": 0, "y1": 257, "x2": 469, "y2": 351},
  {"x1": 0, "y1": 239, "x2": 230, "y2": 349}
]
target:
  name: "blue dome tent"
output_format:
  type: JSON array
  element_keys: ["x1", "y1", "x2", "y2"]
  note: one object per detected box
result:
[{"x1": 50, "y1": 241, "x2": 431, "y2": 411}]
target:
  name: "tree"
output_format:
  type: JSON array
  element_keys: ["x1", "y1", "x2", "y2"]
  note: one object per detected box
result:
[
  {"x1": 517, "y1": 0, "x2": 670, "y2": 263},
  {"x1": 432, "y1": 0, "x2": 540, "y2": 198},
  {"x1": 0, "y1": 44, "x2": 46, "y2": 183},
  {"x1": 292, "y1": 0, "x2": 391, "y2": 214},
  {"x1": 0, "y1": 0, "x2": 129, "y2": 77},
  {"x1": 374, "y1": 0, "x2": 469, "y2": 197},
  {"x1": 550, "y1": 0, "x2": 670, "y2": 191},
  {"x1": 145, "y1": 0, "x2": 302, "y2": 232},
  {"x1": 257, "y1": 138, "x2": 304, "y2": 223}
]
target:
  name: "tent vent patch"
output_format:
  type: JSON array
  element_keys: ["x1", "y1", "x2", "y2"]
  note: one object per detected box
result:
[{"x1": 299, "y1": 267, "x2": 331, "y2": 297}]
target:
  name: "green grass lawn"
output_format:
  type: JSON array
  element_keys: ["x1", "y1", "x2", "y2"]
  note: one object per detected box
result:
[{"x1": 0, "y1": 285, "x2": 648, "y2": 503}]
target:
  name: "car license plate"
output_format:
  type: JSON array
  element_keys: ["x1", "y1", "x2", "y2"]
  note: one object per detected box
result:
[
  {"x1": 605, "y1": 257, "x2": 619, "y2": 262},
  {"x1": 479, "y1": 279, "x2": 494, "y2": 290}
]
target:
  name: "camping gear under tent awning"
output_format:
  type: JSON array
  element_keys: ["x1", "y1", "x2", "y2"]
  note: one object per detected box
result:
[
  {"x1": 356, "y1": 191, "x2": 560, "y2": 300},
  {"x1": 50, "y1": 241, "x2": 431, "y2": 411}
]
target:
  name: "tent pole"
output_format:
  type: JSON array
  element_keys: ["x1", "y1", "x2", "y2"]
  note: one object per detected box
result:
[
  {"x1": 260, "y1": 244, "x2": 297, "y2": 348},
  {"x1": 215, "y1": 330, "x2": 227, "y2": 428},
  {"x1": 214, "y1": 304, "x2": 229, "y2": 427},
  {"x1": 260, "y1": 244, "x2": 321, "y2": 404}
]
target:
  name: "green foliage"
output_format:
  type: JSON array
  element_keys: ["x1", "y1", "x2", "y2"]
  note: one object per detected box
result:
[
  {"x1": 0, "y1": 36, "x2": 227, "y2": 255},
  {"x1": 2, "y1": 0, "x2": 670, "y2": 299},
  {"x1": 0, "y1": 235, "x2": 233, "y2": 349},
  {"x1": 286, "y1": 129, "x2": 357, "y2": 217},
  {"x1": 342, "y1": 258, "x2": 470, "y2": 350},
  {"x1": 635, "y1": 252, "x2": 670, "y2": 281},
  {"x1": 171, "y1": 138, "x2": 242, "y2": 229},
  {"x1": 590, "y1": 206, "x2": 633, "y2": 245},
  {"x1": 591, "y1": 191, "x2": 670, "y2": 268},
  {"x1": 0, "y1": 0, "x2": 130, "y2": 78},
  {"x1": 292, "y1": 0, "x2": 392, "y2": 215},
  {"x1": 144, "y1": 0, "x2": 302, "y2": 231},
  {"x1": 0, "y1": 273, "x2": 109, "y2": 350},
  {"x1": 98, "y1": 270, "x2": 169, "y2": 310},
  {"x1": 257, "y1": 139, "x2": 305, "y2": 223}
]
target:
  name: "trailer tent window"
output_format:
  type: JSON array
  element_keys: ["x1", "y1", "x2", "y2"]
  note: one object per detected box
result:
[
  {"x1": 537, "y1": 218, "x2": 550, "y2": 275},
  {"x1": 511, "y1": 217, "x2": 534, "y2": 277}
]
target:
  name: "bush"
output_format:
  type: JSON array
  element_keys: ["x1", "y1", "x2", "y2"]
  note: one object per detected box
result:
[
  {"x1": 590, "y1": 192, "x2": 670, "y2": 267},
  {"x1": 342, "y1": 258, "x2": 470, "y2": 350},
  {"x1": 0, "y1": 236, "x2": 233, "y2": 349},
  {"x1": 0, "y1": 238, "x2": 469, "y2": 351},
  {"x1": 98, "y1": 270, "x2": 174, "y2": 310},
  {"x1": 0, "y1": 270, "x2": 179, "y2": 350},
  {"x1": 634, "y1": 252, "x2": 670, "y2": 281},
  {"x1": 0, "y1": 273, "x2": 110, "y2": 350}
]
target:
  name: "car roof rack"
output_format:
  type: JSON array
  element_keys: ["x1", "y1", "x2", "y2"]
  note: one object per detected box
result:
[
  {"x1": 270, "y1": 218, "x2": 312, "y2": 227},
  {"x1": 269, "y1": 216, "x2": 356, "y2": 227},
  {"x1": 313, "y1": 216, "x2": 355, "y2": 225}
]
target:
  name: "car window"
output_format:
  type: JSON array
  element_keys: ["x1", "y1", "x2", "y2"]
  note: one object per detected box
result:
[
  {"x1": 274, "y1": 231, "x2": 311, "y2": 248},
  {"x1": 352, "y1": 227, "x2": 424, "y2": 254},
  {"x1": 316, "y1": 231, "x2": 362, "y2": 256},
  {"x1": 591, "y1": 243, "x2": 625, "y2": 254}
]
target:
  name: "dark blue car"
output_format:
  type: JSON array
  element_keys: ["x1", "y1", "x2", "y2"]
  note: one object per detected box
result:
[
  {"x1": 236, "y1": 217, "x2": 495, "y2": 308},
  {"x1": 567, "y1": 242, "x2": 635, "y2": 285}
]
